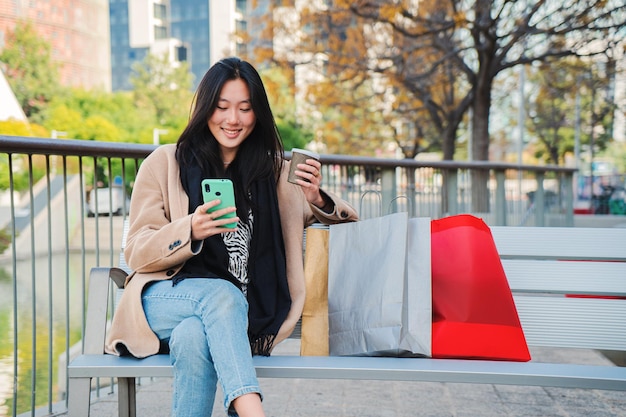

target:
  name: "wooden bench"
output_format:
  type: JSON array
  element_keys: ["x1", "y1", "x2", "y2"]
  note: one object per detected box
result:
[{"x1": 67, "y1": 221, "x2": 626, "y2": 417}]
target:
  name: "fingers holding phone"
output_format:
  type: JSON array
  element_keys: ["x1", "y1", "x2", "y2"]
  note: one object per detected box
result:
[
  {"x1": 192, "y1": 202, "x2": 238, "y2": 239},
  {"x1": 191, "y1": 179, "x2": 239, "y2": 240}
]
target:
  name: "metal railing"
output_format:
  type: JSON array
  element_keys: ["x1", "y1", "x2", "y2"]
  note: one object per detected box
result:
[{"x1": 0, "y1": 134, "x2": 576, "y2": 416}]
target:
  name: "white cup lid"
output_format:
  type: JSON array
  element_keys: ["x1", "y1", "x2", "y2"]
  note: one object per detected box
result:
[{"x1": 291, "y1": 148, "x2": 320, "y2": 159}]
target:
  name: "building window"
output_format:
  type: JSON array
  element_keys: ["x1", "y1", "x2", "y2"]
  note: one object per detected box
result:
[
  {"x1": 236, "y1": 0, "x2": 247, "y2": 14},
  {"x1": 154, "y1": 3, "x2": 167, "y2": 20},
  {"x1": 237, "y1": 43, "x2": 247, "y2": 57},
  {"x1": 154, "y1": 25, "x2": 168, "y2": 39},
  {"x1": 176, "y1": 45, "x2": 187, "y2": 62}
]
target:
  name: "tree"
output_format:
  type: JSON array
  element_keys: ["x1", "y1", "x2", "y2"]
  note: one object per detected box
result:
[
  {"x1": 276, "y1": 118, "x2": 313, "y2": 150},
  {"x1": 258, "y1": 66, "x2": 315, "y2": 150},
  {"x1": 129, "y1": 53, "x2": 194, "y2": 130},
  {"x1": 0, "y1": 20, "x2": 61, "y2": 122},
  {"x1": 44, "y1": 88, "x2": 157, "y2": 143},
  {"x1": 526, "y1": 59, "x2": 579, "y2": 165},
  {"x1": 251, "y1": 3, "x2": 414, "y2": 156},
  {"x1": 258, "y1": 0, "x2": 626, "y2": 210},
  {"x1": 526, "y1": 57, "x2": 616, "y2": 166}
]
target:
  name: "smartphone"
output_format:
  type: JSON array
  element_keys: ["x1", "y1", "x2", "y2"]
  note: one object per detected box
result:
[{"x1": 201, "y1": 179, "x2": 237, "y2": 228}]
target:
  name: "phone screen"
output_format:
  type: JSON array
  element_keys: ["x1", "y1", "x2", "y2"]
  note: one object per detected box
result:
[{"x1": 201, "y1": 179, "x2": 237, "y2": 228}]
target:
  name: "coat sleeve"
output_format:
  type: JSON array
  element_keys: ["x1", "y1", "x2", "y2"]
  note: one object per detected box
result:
[{"x1": 307, "y1": 189, "x2": 359, "y2": 226}]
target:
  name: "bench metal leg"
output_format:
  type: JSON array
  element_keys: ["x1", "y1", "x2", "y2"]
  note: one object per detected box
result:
[
  {"x1": 67, "y1": 377, "x2": 92, "y2": 417},
  {"x1": 118, "y1": 377, "x2": 136, "y2": 417}
]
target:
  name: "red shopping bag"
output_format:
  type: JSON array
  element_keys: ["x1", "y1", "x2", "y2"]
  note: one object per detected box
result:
[{"x1": 431, "y1": 215, "x2": 531, "y2": 361}]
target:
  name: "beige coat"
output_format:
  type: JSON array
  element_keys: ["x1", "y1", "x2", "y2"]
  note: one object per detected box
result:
[{"x1": 105, "y1": 144, "x2": 358, "y2": 358}]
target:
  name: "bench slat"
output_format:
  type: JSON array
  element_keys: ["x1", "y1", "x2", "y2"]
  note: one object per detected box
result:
[
  {"x1": 515, "y1": 295, "x2": 626, "y2": 350},
  {"x1": 253, "y1": 355, "x2": 626, "y2": 391},
  {"x1": 504, "y1": 259, "x2": 626, "y2": 295},
  {"x1": 68, "y1": 353, "x2": 626, "y2": 391},
  {"x1": 492, "y1": 226, "x2": 626, "y2": 260},
  {"x1": 69, "y1": 354, "x2": 173, "y2": 378}
]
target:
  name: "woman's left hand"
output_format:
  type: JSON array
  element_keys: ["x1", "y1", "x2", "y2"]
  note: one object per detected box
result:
[{"x1": 294, "y1": 159, "x2": 331, "y2": 211}]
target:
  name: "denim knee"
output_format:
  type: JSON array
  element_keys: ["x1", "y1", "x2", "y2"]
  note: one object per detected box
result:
[
  {"x1": 199, "y1": 280, "x2": 249, "y2": 324},
  {"x1": 169, "y1": 316, "x2": 210, "y2": 364}
]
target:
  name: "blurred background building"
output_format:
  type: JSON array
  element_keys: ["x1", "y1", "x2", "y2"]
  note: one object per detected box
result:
[
  {"x1": 0, "y1": 0, "x2": 256, "y2": 92},
  {"x1": 109, "y1": 0, "x2": 250, "y2": 91},
  {"x1": 0, "y1": 0, "x2": 111, "y2": 90}
]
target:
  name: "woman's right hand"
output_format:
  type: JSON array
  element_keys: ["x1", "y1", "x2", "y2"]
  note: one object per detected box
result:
[{"x1": 191, "y1": 201, "x2": 239, "y2": 241}]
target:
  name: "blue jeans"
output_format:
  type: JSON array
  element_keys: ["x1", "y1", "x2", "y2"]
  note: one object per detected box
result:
[{"x1": 142, "y1": 278, "x2": 262, "y2": 416}]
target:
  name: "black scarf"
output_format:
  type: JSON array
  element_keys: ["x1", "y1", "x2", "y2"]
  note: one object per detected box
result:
[{"x1": 178, "y1": 163, "x2": 291, "y2": 356}]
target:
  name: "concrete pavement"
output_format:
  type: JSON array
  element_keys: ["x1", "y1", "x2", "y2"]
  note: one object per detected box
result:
[{"x1": 83, "y1": 339, "x2": 626, "y2": 417}]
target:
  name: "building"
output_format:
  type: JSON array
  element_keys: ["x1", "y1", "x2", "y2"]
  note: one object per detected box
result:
[
  {"x1": 0, "y1": 67, "x2": 27, "y2": 122},
  {"x1": 0, "y1": 0, "x2": 111, "y2": 91},
  {"x1": 1, "y1": 1, "x2": 254, "y2": 93},
  {"x1": 110, "y1": 0, "x2": 250, "y2": 91}
]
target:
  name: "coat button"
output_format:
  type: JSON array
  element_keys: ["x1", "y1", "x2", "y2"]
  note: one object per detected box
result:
[
  {"x1": 340, "y1": 210, "x2": 349, "y2": 218},
  {"x1": 166, "y1": 270, "x2": 175, "y2": 276},
  {"x1": 168, "y1": 240, "x2": 182, "y2": 250}
]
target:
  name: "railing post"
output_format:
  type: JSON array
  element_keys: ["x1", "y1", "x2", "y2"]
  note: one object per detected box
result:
[
  {"x1": 495, "y1": 170, "x2": 506, "y2": 226},
  {"x1": 405, "y1": 166, "x2": 417, "y2": 217},
  {"x1": 534, "y1": 172, "x2": 545, "y2": 227},
  {"x1": 381, "y1": 167, "x2": 396, "y2": 214},
  {"x1": 562, "y1": 172, "x2": 574, "y2": 227},
  {"x1": 446, "y1": 169, "x2": 459, "y2": 216}
]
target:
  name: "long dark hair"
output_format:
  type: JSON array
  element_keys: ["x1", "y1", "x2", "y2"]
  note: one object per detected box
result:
[{"x1": 176, "y1": 57, "x2": 284, "y2": 219}]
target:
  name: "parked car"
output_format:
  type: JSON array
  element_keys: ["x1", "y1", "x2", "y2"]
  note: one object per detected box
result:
[{"x1": 87, "y1": 186, "x2": 129, "y2": 217}]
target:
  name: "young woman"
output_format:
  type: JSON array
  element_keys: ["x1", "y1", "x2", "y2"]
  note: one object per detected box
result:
[{"x1": 105, "y1": 57, "x2": 358, "y2": 416}]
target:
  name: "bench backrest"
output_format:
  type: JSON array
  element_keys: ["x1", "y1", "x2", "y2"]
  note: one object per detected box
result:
[
  {"x1": 491, "y1": 226, "x2": 626, "y2": 351},
  {"x1": 113, "y1": 220, "x2": 626, "y2": 353}
]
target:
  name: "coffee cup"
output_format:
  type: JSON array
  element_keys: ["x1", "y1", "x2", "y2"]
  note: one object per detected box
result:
[{"x1": 288, "y1": 148, "x2": 320, "y2": 184}]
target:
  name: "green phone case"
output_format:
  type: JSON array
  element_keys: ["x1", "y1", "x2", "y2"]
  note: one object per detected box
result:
[{"x1": 201, "y1": 179, "x2": 237, "y2": 228}]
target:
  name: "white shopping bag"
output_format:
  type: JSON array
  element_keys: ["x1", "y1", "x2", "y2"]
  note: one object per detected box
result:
[{"x1": 328, "y1": 212, "x2": 431, "y2": 357}]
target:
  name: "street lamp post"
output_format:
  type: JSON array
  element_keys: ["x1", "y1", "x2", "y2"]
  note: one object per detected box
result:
[
  {"x1": 51, "y1": 130, "x2": 67, "y2": 174},
  {"x1": 153, "y1": 128, "x2": 169, "y2": 145}
]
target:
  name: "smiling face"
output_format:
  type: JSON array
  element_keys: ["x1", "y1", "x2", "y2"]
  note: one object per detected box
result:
[{"x1": 208, "y1": 78, "x2": 257, "y2": 163}]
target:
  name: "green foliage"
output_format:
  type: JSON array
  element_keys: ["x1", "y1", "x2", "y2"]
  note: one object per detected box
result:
[
  {"x1": 0, "y1": 228, "x2": 10, "y2": 254},
  {"x1": 259, "y1": 67, "x2": 296, "y2": 121},
  {"x1": 257, "y1": 67, "x2": 315, "y2": 151},
  {"x1": 4, "y1": 320, "x2": 69, "y2": 414},
  {"x1": 276, "y1": 118, "x2": 312, "y2": 151},
  {"x1": 0, "y1": 120, "x2": 31, "y2": 136},
  {"x1": 0, "y1": 121, "x2": 51, "y2": 192},
  {"x1": 43, "y1": 90, "x2": 156, "y2": 143},
  {"x1": 0, "y1": 20, "x2": 61, "y2": 122},
  {"x1": 41, "y1": 105, "x2": 83, "y2": 138},
  {"x1": 0, "y1": 155, "x2": 9, "y2": 191},
  {"x1": 527, "y1": 58, "x2": 617, "y2": 165},
  {"x1": 130, "y1": 53, "x2": 194, "y2": 127},
  {"x1": 80, "y1": 115, "x2": 122, "y2": 142},
  {"x1": 0, "y1": 26, "x2": 317, "y2": 157},
  {"x1": 42, "y1": 104, "x2": 121, "y2": 141},
  {"x1": 1, "y1": 27, "x2": 193, "y2": 145},
  {"x1": 598, "y1": 142, "x2": 626, "y2": 174},
  {"x1": 0, "y1": 153, "x2": 30, "y2": 192}
]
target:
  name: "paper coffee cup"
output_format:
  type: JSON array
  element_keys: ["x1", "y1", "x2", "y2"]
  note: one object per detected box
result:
[{"x1": 288, "y1": 148, "x2": 320, "y2": 184}]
